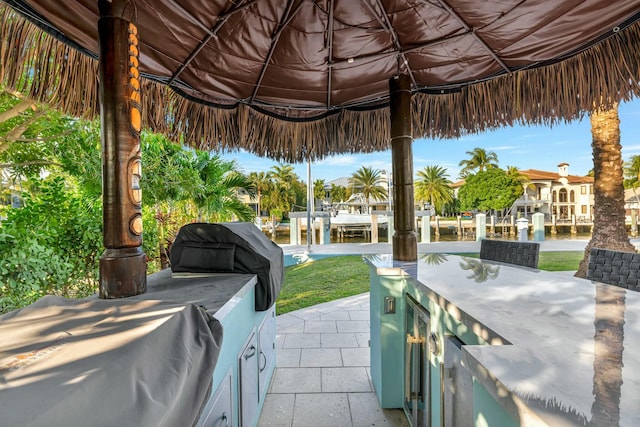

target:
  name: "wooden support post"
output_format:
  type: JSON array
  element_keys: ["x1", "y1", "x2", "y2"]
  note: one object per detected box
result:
[
  {"x1": 371, "y1": 214, "x2": 379, "y2": 243},
  {"x1": 389, "y1": 75, "x2": 417, "y2": 261},
  {"x1": 98, "y1": 0, "x2": 146, "y2": 298}
]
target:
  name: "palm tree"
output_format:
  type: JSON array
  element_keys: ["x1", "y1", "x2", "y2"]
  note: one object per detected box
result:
[
  {"x1": 190, "y1": 151, "x2": 256, "y2": 222},
  {"x1": 349, "y1": 166, "x2": 388, "y2": 213},
  {"x1": 414, "y1": 165, "x2": 453, "y2": 214},
  {"x1": 248, "y1": 171, "x2": 272, "y2": 217},
  {"x1": 313, "y1": 179, "x2": 326, "y2": 208},
  {"x1": 624, "y1": 154, "x2": 640, "y2": 200},
  {"x1": 589, "y1": 284, "x2": 625, "y2": 426},
  {"x1": 505, "y1": 166, "x2": 529, "y2": 187},
  {"x1": 458, "y1": 147, "x2": 499, "y2": 177},
  {"x1": 267, "y1": 163, "x2": 297, "y2": 215},
  {"x1": 576, "y1": 103, "x2": 635, "y2": 278},
  {"x1": 329, "y1": 183, "x2": 347, "y2": 203},
  {"x1": 506, "y1": 165, "x2": 535, "y2": 215}
]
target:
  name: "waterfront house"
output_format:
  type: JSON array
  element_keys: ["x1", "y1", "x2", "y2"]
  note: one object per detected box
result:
[{"x1": 518, "y1": 163, "x2": 594, "y2": 221}]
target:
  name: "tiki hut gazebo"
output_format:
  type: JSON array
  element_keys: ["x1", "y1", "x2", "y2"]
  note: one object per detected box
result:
[{"x1": 1, "y1": 1, "x2": 640, "y2": 296}]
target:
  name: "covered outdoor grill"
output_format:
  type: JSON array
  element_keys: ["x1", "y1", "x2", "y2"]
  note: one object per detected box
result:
[
  {"x1": 0, "y1": 296, "x2": 222, "y2": 427},
  {"x1": 170, "y1": 222, "x2": 284, "y2": 311}
]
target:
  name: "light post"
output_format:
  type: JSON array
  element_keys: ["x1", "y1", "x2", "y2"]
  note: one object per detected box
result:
[
  {"x1": 385, "y1": 169, "x2": 392, "y2": 211},
  {"x1": 307, "y1": 158, "x2": 312, "y2": 252}
]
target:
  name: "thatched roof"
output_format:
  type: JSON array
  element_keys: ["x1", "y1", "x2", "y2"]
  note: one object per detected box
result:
[{"x1": 2, "y1": 1, "x2": 640, "y2": 162}]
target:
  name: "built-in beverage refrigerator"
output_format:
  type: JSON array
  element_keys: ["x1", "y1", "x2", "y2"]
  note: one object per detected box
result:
[
  {"x1": 404, "y1": 295, "x2": 431, "y2": 427},
  {"x1": 404, "y1": 294, "x2": 474, "y2": 427}
]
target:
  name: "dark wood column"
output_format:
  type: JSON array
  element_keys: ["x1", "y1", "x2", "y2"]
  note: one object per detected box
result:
[
  {"x1": 98, "y1": 0, "x2": 147, "y2": 298},
  {"x1": 389, "y1": 75, "x2": 417, "y2": 261}
]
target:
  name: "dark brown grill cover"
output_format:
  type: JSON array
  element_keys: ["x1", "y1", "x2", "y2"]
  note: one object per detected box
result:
[{"x1": 170, "y1": 222, "x2": 284, "y2": 311}]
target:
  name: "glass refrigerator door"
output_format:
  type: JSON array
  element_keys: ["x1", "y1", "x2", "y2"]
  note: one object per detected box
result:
[{"x1": 404, "y1": 295, "x2": 430, "y2": 427}]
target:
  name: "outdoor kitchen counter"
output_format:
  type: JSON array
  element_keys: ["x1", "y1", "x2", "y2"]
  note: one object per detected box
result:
[
  {"x1": 0, "y1": 270, "x2": 263, "y2": 427},
  {"x1": 366, "y1": 254, "x2": 640, "y2": 427},
  {"x1": 130, "y1": 268, "x2": 258, "y2": 321}
]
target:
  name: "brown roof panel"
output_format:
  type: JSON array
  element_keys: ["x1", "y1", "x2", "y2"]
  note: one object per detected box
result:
[{"x1": 3, "y1": 0, "x2": 640, "y2": 160}]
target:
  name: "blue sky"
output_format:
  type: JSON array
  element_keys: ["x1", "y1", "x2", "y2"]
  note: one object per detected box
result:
[{"x1": 225, "y1": 99, "x2": 640, "y2": 184}]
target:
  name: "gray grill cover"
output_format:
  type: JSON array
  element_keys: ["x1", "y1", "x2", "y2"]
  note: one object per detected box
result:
[
  {"x1": 0, "y1": 295, "x2": 221, "y2": 427},
  {"x1": 170, "y1": 222, "x2": 284, "y2": 311}
]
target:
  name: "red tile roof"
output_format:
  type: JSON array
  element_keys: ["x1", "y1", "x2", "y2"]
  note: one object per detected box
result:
[{"x1": 520, "y1": 169, "x2": 593, "y2": 184}]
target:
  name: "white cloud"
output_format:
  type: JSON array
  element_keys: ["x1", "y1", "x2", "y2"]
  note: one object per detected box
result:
[
  {"x1": 316, "y1": 155, "x2": 358, "y2": 166},
  {"x1": 455, "y1": 135, "x2": 482, "y2": 143},
  {"x1": 487, "y1": 145, "x2": 518, "y2": 151},
  {"x1": 368, "y1": 160, "x2": 392, "y2": 170}
]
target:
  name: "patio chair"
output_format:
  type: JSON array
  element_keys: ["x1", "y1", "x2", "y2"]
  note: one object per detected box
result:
[
  {"x1": 479, "y1": 239, "x2": 540, "y2": 269},
  {"x1": 587, "y1": 247, "x2": 640, "y2": 291}
]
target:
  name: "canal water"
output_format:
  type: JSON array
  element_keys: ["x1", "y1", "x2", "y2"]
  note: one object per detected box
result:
[{"x1": 267, "y1": 228, "x2": 593, "y2": 245}]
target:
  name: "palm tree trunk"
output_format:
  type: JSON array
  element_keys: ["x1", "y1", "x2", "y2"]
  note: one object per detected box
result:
[
  {"x1": 576, "y1": 103, "x2": 635, "y2": 278},
  {"x1": 588, "y1": 284, "x2": 625, "y2": 426},
  {"x1": 257, "y1": 190, "x2": 261, "y2": 218}
]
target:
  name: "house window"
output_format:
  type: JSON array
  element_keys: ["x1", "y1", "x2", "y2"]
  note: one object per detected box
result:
[
  {"x1": 570, "y1": 190, "x2": 575, "y2": 203},
  {"x1": 581, "y1": 205, "x2": 587, "y2": 214},
  {"x1": 552, "y1": 190, "x2": 557, "y2": 202},
  {"x1": 581, "y1": 185, "x2": 587, "y2": 194},
  {"x1": 559, "y1": 188, "x2": 568, "y2": 203}
]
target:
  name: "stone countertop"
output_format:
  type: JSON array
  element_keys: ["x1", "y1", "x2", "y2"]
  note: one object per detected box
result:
[
  {"x1": 366, "y1": 254, "x2": 640, "y2": 427},
  {"x1": 132, "y1": 269, "x2": 258, "y2": 320}
]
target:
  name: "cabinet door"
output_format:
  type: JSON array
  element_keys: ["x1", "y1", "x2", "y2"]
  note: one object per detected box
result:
[
  {"x1": 198, "y1": 368, "x2": 233, "y2": 427},
  {"x1": 444, "y1": 336, "x2": 473, "y2": 427},
  {"x1": 258, "y1": 305, "x2": 276, "y2": 399},
  {"x1": 239, "y1": 332, "x2": 259, "y2": 427}
]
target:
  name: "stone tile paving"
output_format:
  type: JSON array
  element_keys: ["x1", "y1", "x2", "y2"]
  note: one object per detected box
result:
[{"x1": 258, "y1": 293, "x2": 408, "y2": 427}]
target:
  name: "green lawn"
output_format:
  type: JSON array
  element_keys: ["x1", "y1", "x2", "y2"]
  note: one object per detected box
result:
[
  {"x1": 276, "y1": 251, "x2": 584, "y2": 315},
  {"x1": 276, "y1": 255, "x2": 369, "y2": 315}
]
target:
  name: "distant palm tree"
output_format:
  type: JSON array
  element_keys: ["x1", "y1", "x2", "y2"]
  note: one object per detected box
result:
[
  {"x1": 505, "y1": 165, "x2": 528, "y2": 185},
  {"x1": 576, "y1": 103, "x2": 635, "y2": 278},
  {"x1": 329, "y1": 183, "x2": 348, "y2": 203},
  {"x1": 349, "y1": 166, "x2": 387, "y2": 213},
  {"x1": 624, "y1": 154, "x2": 640, "y2": 198},
  {"x1": 313, "y1": 179, "x2": 326, "y2": 207},
  {"x1": 506, "y1": 165, "x2": 534, "y2": 198},
  {"x1": 458, "y1": 147, "x2": 499, "y2": 177},
  {"x1": 414, "y1": 165, "x2": 453, "y2": 213},
  {"x1": 267, "y1": 163, "x2": 297, "y2": 214},
  {"x1": 248, "y1": 171, "x2": 272, "y2": 216}
]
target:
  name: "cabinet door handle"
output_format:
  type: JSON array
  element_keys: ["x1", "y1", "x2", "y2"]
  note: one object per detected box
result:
[
  {"x1": 244, "y1": 345, "x2": 256, "y2": 360},
  {"x1": 259, "y1": 351, "x2": 267, "y2": 372}
]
